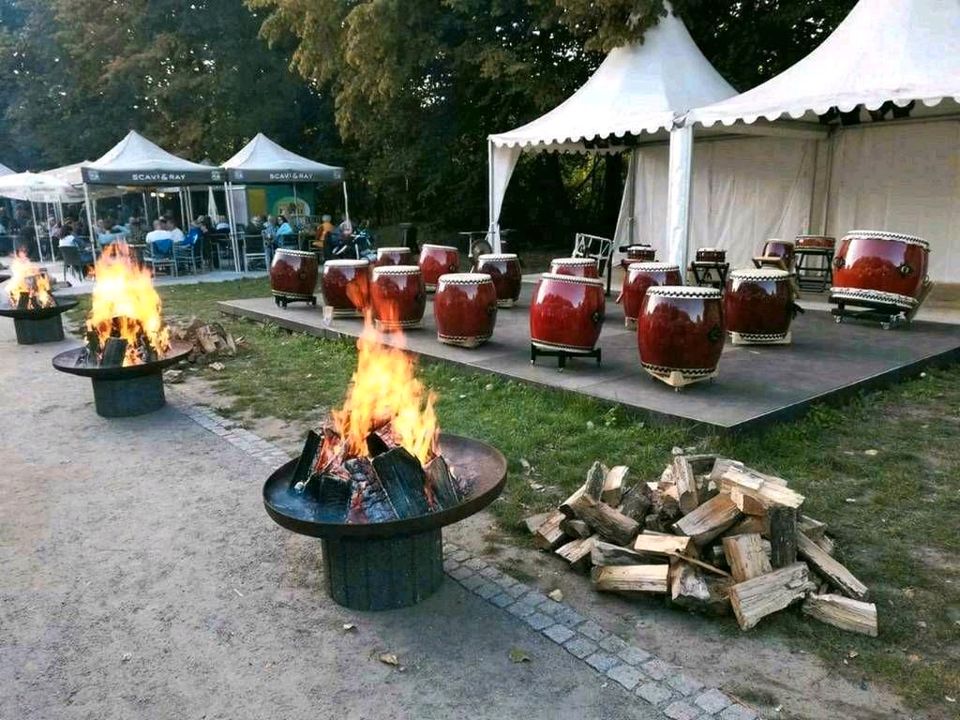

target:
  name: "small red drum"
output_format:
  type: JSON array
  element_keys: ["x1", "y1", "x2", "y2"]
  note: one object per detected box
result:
[
  {"x1": 831, "y1": 230, "x2": 931, "y2": 311},
  {"x1": 795, "y1": 235, "x2": 836, "y2": 251},
  {"x1": 371, "y1": 265, "x2": 426, "y2": 331},
  {"x1": 376, "y1": 246, "x2": 413, "y2": 267},
  {"x1": 760, "y1": 239, "x2": 795, "y2": 270},
  {"x1": 476, "y1": 253, "x2": 522, "y2": 308},
  {"x1": 696, "y1": 248, "x2": 726, "y2": 263},
  {"x1": 550, "y1": 257, "x2": 599, "y2": 278},
  {"x1": 724, "y1": 268, "x2": 797, "y2": 345},
  {"x1": 419, "y1": 244, "x2": 460, "y2": 292},
  {"x1": 529, "y1": 273, "x2": 605, "y2": 353},
  {"x1": 322, "y1": 259, "x2": 370, "y2": 317},
  {"x1": 270, "y1": 248, "x2": 319, "y2": 307},
  {"x1": 620, "y1": 245, "x2": 657, "y2": 269},
  {"x1": 638, "y1": 286, "x2": 724, "y2": 387},
  {"x1": 618, "y1": 262, "x2": 682, "y2": 329},
  {"x1": 433, "y1": 273, "x2": 498, "y2": 348}
]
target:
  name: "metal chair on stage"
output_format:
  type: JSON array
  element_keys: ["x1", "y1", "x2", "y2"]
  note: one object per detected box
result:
[
  {"x1": 573, "y1": 232, "x2": 615, "y2": 296},
  {"x1": 242, "y1": 233, "x2": 267, "y2": 271}
]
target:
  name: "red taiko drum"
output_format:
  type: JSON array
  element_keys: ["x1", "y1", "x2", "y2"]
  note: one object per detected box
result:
[
  {"x1": 322, "y1": 259, "x2": 371, "y2": 317},
  {"x1": 638, "y1": 286, "x2": 724, "y2": 387},
  {"x1": 550, "y1": 257, "x2": 599, "y2": 278},
  {"x1": 376, "y1": 246, "x2": 413, "y2": 267},
  {"x1": 476, "y1": 253, "x2": 522, "y2": 308},
  {"x1": 696, "y1": 248, "x2": 726, "y2": 263},
  {"x1": 371, "y1": 265, "x2": 426, "y2": 331},
  {"x1": 618, "y1": 262, "x2": 682, "y2": 329},
  {"x1": 419, "y1": 244, "x2": 460, "y2": 292},
  {"x1": 270, "y1": 248, "x2": 319, "y2": 307},
  {"x1": 831, "y1": 230, "x2": 931, "y2": 311},
  {"x1": 724, "y1": 268, "x2": 797, "y2": 345},
  {"x1": 529, "y1": 273, "x2": 605, "y2": 353},
  {"x1": 760, "y1": 239, "x2": 795, "y2": 270},
  {"x1": 795, "y1": 235, "x2": 835, "y2": 251},
  {"x1": 433, "y1": 273, "x2": 498, "y2": 348},
  {"x1": 621, "y1": 245, "x2": 656, "y2": 269}
]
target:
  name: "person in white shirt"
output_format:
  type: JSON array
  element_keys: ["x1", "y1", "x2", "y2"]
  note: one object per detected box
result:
[
  {"x1": 166, "y1": 218, "x2": 185, "y2": 245},
  {"x1": 58, "y1": 222, "x2": 93, "y2": 263},
  {"x1": 145, "y1": 219, "x2": 174, "y2": 256}
]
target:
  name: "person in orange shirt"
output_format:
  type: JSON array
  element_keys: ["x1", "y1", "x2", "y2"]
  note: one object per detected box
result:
[{"x1": 313, "y1": 214, "x2": 335, "y2": 250}]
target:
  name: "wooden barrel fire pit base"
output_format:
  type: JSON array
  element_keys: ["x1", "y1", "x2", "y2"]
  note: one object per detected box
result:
[
  {"x1": 91, "y1": 373, "x2": 167, "y2": 417},
  {"x1": 14, "y1": 315, "x2": 66, "y2": 344},
  {"x1": 323, "y1": 529, "x2": 444, "y2": 611}
]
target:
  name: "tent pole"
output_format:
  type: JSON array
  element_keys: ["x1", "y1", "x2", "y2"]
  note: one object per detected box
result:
[
  {"x1": 142, "y1": 192, "x2": 149, "y2": 225},
  {"x1": 487, "y1": 139, "x2": 499, "y2": 254},
  {"x1": 292, "y1": 183, "x2": 299, "y2": 224},
  {"x1": 83, "y1": 183, "x2": 96, "y2": 260},
  {"x1": 29, "y1": 197, "x2": 42, "y2": 262},
  {"x1": 342, "y1": 182, "x2": 350, "y2": 223},
  {"x1": 665, "y1": 125, "x2": 694, "y2": 271},
  {"x1": 224, "y1": 181, "x2": 240, "y2": 272}
]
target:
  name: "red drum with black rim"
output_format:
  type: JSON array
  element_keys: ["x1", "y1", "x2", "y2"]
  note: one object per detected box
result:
[
  {"x1": 322, "y1": 259, "x2": 370, "y2": 317},
  {"x1": 371, "y1": 265, "x2": 426, "y2": 331},
  {"x1": 696, "y1": 248, "x2": 726, "y2": 263},
  {"x1": 831, "y1": 230, "x2": 931, "y2": 312},
  {"x1": 638, "y1": 286, "x2": 724, "y2": 387},
  {"x1": 618, "y1": 262, "x2": 682, "y2": 329},
  {"x1": 620, "y1": 245, "x2": 656, "y2": 269},
  {"x1": 419, "y1": 244, "x2": 460, "y2": 292},
  {"x1": 433, "y1": 273, "x2": 498, "y2": 348},
  {"x1": 795, "y1": 235, "x2": 835, "y2": 251},
  {"x1": 724, "y1": 268, "x2": 796, "y2": 345},
  {"x1": 761, "y1": 239, "x2": 795, "y2": 270},
  {"x1": 376, "y1": 246, "x2": 413, "y2": 267},
  {"x1": 550, "y1": 257, "x2": 599, "y2": 278},
  {"x1": 270, "y1": 248, "x2": 319, "y2": 307},
  {"x1": 476, "y1": 253, "x2": 522, "y2": 308},
  {"x1": 529, "y1": 273, "x2": 605, "y2": 354}
]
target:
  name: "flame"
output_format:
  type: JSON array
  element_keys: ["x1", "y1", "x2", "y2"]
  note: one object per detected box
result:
[
  {"x1": 5, "y1": 250, "x2": 54, "y2": 309},
  {"x1": 86, "y1": 244, "x2": 170, "y2": 366},
  {"x1": 330, "y1": 315, "x2": 439, "y2": 466}
]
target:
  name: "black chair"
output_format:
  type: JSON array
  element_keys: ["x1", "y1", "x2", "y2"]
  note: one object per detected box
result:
[
  {"x1": 59, "y1": 245, "x2": 88, "y2": 282},
  {"x1": 174, "y1": 237, "x2": 204, "y2": 275}
]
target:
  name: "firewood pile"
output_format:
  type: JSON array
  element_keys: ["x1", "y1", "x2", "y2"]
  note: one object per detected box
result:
[
  {"x1": 170, "y1": 319, "x2": 242, "y2": 364},
  {"x1": 525, "y1": 451, "x2": 878, "y2": 636}
]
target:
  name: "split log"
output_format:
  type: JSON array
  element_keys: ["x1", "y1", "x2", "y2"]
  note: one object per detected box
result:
[
  {"x1": 314, "y1": 475, "x2": 352, "y2": 523},
  {"x1": 720, "y1": 466, "x2": 804, "y2": 515},
  {"x1": 533, "y1": 510, "x2": 567, "y2": 550},
  {"x1": 633, "y1": 533, "x2": 693, "y2": 561},
  {"x1": 683, "y1": 453, "x2": 718, "y2": 475},
  {"x1": 797, "y1": 534, "x2": 868, "y2": 600},
  {"x1": 812, "y1": 533, "x2": 835, "y2": 556},
  {"x1": 728, "y1": 562, "x2": 813, "y2": 630},
  {"x1": 569, "y1": 494, "x2": 639, "y2": 546},
  {"x1": 672, "y1": 456, "x2": 700, "y2": 515},
  {"x1": 372, "y1": 447, "x2": 431, "y2": 519},
  {"x1": 556, "y1": 536, "x2": 596, "y2": 572},
  {"x1": 559, "y1": 461, "x2": 607, "y2": 517},
  {"x1": 618, "y1": 483, "x2": 654, "y2": 523},
  {"x1": 101, "y1": 337, "x2": 129, "y2": 367},
  {"x1": 802, "y1": 594, "x2": 878, "y2": 637},
  {"x1": 522, "y1": 512, "x2": 553, "y2": 535},
  {"x1": 709, "y1": 458, "x2": 742, "y2": 484},
  {"x1": 292, "y1": 430, "x2": 321, "y2": 488},
  {"x1": 658, "y1": 466, "x2": 675, "y2": 490},
  {"x1": 672, "y1": 494, "x2": 742, "y2": 547},
  {"x1": 559, "y1": 518, "x2": 592, "y2": 539},
  {"x1": 595, "y1": 565, "x2": 669, "y2": 595},
  {"x1": 798, "y1": 514, "x2": 827, "y2": 540},
  {"x1": 644, "y1": 492, "x2": 682, "y2": 533},
  {"x1": 591, "y1": 540, "x2": 649, "y2": 568},
  {"x1": 768, "y1": 505, "x2": 798, "y2": 568},
  {"x1": 346, "y1": 457, "x2": 397, "y2": 523},
  {"x1": 726, "y1": 515, "x2": 769, "y2": 538},
  {"x1": 424, "y1": 455, "x2": 462, "y2": 511},
  {"x1": 671, "y1": 561, "x2": 732, "y2": 616},
  {"x1": 601, "y1": 466, "x2": 629, "y2": 506},
  {"x1": 722, "y1": 533, "x2": 772, "y2": 583},
  {"x1": 17, "y1": 292, "x2": 29, "y2": 310}
]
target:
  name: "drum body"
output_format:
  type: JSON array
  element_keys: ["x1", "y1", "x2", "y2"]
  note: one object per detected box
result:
[
  {"x1": 761, "y1": 239, "x2": 796, "y2": 270},
  {"x1": 795, "y1": 235, "x2": 835, "y2": 251},
  {"x1": 621, "y1": 245, "x2": 656, "y2": 269},
  {"x1": 433, "y1": 273, "x2": 498, "y2": 348},
  {"x1": 419, "y1": 244, "x2": 460, "y2": 292},
  {"x1": 724, "y1": 268, "x2": 796, "y2": 344},
  {"x1": 270, "y1": 249, "x2": 319, "y2": 304},
  {"x1": 638, "y1": 286, "x2": 724, "y2": 386},
  {"x1": 322, "y1": 259, "x2": 370, "y2": 317},
  {"x1": 831, "y1": 230, "x2": 930, "y2": 311},
  {"x1": 550, "y1": 257, "x2": 599, "y2": 278},
  {"x1": 371, "y1": 265, "x2": 426, "y2": 330},
  {"x1": 476, "y1": 253, "x2": 522, "y2": 308},
  {"x1": 376, "y1": 246, "x2": 413, "y2": 267},
  {"x1": 620, "y1": 262, "x2": 682, "y2": 329},
  {"x1": 696, "y1": 248, "x2": 726, "y2": 263},
  {"x1": 529, "y1": 273, "x2": 605, "y2": 353}
]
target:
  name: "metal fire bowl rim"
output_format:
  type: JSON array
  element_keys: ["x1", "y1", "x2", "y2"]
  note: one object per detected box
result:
[
  {"x1": 0, "y1": 296, "x2": 79, "y2": 320},
  {"x1": 51, "y1": 340, "x2": 192, "y2": 379},
  {"x1": 263, "y1": 433, "x2": 508, "y2": 539}
]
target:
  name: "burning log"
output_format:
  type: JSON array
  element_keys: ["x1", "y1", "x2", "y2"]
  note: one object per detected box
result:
[
  {"x1": 425, "y1": 455, "x2": 462, "y2": 511},
  {"x1": 345, "y1": 457, "x2": 398, "y2": 524},
  {"x1": 314, "y1": 475, "x2": 352, "y2": 523},
  {"x1": 372, "y1": 447, "x2": 431, "y2": 519},
  {"x1": 17, "y1": 292, "x2": 30, "y2": 310},
  {"x1": 100, "y1": 337, "x2": 129, "y2": 368},
  {"x1": 293, "y1": 430, "x2": 322, "y2": 489}
]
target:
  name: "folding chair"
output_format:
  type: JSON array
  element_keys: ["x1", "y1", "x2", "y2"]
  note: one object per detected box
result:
[{"x1": 573, "y1": 232, "x2": 615, "y2": 296}]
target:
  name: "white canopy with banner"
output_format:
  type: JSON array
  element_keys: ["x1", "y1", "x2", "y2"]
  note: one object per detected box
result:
[{"x1": 0, "y1": 171, "x2": 79, "y2": 260}]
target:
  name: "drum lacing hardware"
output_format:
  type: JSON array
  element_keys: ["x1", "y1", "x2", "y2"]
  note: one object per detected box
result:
[
  {"x1": 591, "y1": 311, "x2": 603, "y2": 325},
  {"x1": 486, "y1": 303, "x2": 497, "y2": 316},
  {"x1": 834, "y1": 256, "x2": 845, "y2": 269},
  {"x1": 707, "y1": 324, "x2": 723, "y2": 343},
  {"x1": 898, "y1": 262, "x2": 913, "y2": 277}
]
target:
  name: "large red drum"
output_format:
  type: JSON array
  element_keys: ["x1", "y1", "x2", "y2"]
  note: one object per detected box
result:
[
  {"x1": 638, "y1": 286, "x2": 724, "y2": 387},
  {"x1": 529, "y1": 273, "x2": 605, "y2": 353},
  {"x1": 419, "y1": 244, "x2": 460, "y2": 292},
  {"x1": 433, "y1": 273, "x2": 498, "y2": 348},
  {"x1": 270, "y1": 248, "x2": 319, "y2": 307},
  {"x1": 322, "y1": 259, "x2": 370, "y2": 317},
  {"x1": 696, "y1": 248, "x2": 726, "y2": 263},
  {"x1": 724, "y1": 268, "x2": 796, "y2": 345},
  {"x1": 618, "y1": 262, "x2": 682, "y2": 329},
  {"x1": 371, "y1": 265, "x2": 426, "y2": 331},
  {"x1": 620, "y1": 245, "x2": 656, "y2": 269},
  {"x1": 476, "y1": 253, "x2": 522, "y2": 308},
  {"x1": 550, "y1": 257, "x2": 599, "y2": 278},
  {"x1": 831, "y1": 230, "x2": 931, "y2": 311},
  {"x1": 760, "y1": 239, "x2": 795, "y2": 270},
  {"x1": 795, "y1": 235, "x2": 835, "y2": 251},
  {"x1": 376, "y1": 246, "x2": 413, "y2": 267}
]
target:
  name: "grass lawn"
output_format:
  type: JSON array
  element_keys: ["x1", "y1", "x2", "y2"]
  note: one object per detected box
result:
[{"x1": 70, "y1": 276, "x2": 960, "y2": 714}]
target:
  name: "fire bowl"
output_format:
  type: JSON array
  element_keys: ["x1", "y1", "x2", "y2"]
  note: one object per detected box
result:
[
  {"x1": 52, "y1": 340, "x2": 192, "y2": 418},
  {"x1": 264, "y1": 433, "x2": 507, "y2": 611},
  {"x1": 0, "y1": 297, "x2": 79, "y2": 345}
]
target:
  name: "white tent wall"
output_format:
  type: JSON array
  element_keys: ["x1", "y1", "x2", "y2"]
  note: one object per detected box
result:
[
  {"x1": 824, "y1": 118, "x2": 960, "y2": 283},
  {"x1": 487, "y1": 142, "x2": 522, "y2": 252}
]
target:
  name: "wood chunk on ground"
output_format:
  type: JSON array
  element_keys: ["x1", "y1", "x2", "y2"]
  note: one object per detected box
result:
[
  {"x1": 594, "y1": 565, "x2": 669, "y2": 594},
  {"x1": 797, "y1": 533, "x2": 868, "y2": 600},
  {"x1": 729, "y1": 561, "x2": 814, "y2": 630},
  {"x1": 601, "y1": 466, "x2": 629, "y2": 506},
  {"x1": 533, "y1": 510, "x2": 568, "y2": 550},
  {"x1": 722, "y1": 533, "x2": 772, "y2": 583},
  {"x1": 672, "y1": 494, "x2": 742, "y2": 547},
  {"x1": 671, "y1": 561, "x2": 732, "y2": 616},
  {"x1": 556, "y1": 536, "x2": 596, "y2": 572},
  {"x1": 802, "y1": 594, "x2": 878, "y2": 636}
]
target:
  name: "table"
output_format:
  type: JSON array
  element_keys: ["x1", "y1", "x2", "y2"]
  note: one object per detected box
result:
[
  {"x1": 689, "y1": 261, "x2": 729, "y2": 289},
  {"x1": 795, "y1": 247, "x2": 835, "y2": 292}
]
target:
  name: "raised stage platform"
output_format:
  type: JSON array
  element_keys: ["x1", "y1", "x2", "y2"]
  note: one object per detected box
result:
[{"x1": 218, "y1": 286, "x2": 960, "y2": 432}]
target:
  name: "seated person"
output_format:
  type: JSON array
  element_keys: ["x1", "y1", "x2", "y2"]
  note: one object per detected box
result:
[
  {"x1": 275, "y1": 214, "x2": 297, "y2": 248},
  {"x1": 167, "y1": 218, "x2": 186, "y2": 245},
  {"x1": 58, "y1": 223, "x2": 94, "y2": 264},
  {"x1": 313, "y1": 214, "x2": 335, "y2": 249},
  {"x1": 183, "y1": 220, "x2": 203, "y2": 247},
  {"x1": 215, "y1": 215, "x2": 231, "y2": 232},
  {"x1": 145, "y1": 219, "x2": 174, "y2": 256}
]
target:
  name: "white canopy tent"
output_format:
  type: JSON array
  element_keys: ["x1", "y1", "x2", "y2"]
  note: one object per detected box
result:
[
  {"x1": 0, "y1": 172, "x2": 78, "y2": 260},
  {"x1": 0, "y1": 163, "x2": 13, "y2": 177},
  {"x1": 487, "y1": 7, "x2": 736, "y2": 258},
  {"x1": 674, "y1": 0, "x2": 960, "y2": 281}
]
